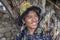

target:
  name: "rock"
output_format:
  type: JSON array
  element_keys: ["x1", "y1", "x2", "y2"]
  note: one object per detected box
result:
[
  {"x1": 5, "y1": 32, "x2": 12, "y2": 38},
  {"x1": 0, "y1": 24, "x2": 4, "y2": 28},
  {"x1": 11, "y1": 36, "x2": 14, "y2": 40},
  {"x1": 0, "y1": 13, "x2": 3, "y2": 18},
  {"x1": 3, "y1": 14, "x2": 9, "y2": 18},
  {"x1": 12, "y1": 24, "x2": 16, "y2": 29},
  {"x1": 1, "y1": 22, "x2": 12, "y2": 27},
  {"x1": 0, "y1": 33, "x2": 3, "y2": 38},
  {"x1": 1, "y1": 22, "x2": 8, "y2": 25},
  {"x1": 6, "y1": 38, "x2": 11, "y2": 40},
  {"x1": 0, "y1": 27, "x2": 12, "y2": 33},
  {"x1": 1, "y1": 37, "x2": 6, "y2": 40}
]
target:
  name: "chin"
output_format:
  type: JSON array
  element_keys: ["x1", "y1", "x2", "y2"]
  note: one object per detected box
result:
[{"x1": 31, "y1": 26, "x2": 37, "y2": 29}]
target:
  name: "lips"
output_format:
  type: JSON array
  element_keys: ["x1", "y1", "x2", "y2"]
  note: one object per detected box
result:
[{"x1": 32, "y1": 22, "x2": 37, "y2": 26}]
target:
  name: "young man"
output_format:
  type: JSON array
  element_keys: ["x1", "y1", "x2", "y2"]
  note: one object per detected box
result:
[
  {"x1": 15, "y1": 6, "x2": 52, "y2": 40},
  {"x1": 15, "y1": 1, "x2": 52, "y2": 40}
]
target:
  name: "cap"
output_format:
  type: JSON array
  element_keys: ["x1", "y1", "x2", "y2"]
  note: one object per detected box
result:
[{"x1": 19, "y1": 1, "x2": 31, "y2": 16}]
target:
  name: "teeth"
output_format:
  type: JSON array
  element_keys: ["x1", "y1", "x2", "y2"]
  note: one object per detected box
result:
[
  {"x1": 32, "y1": 23, "x2": 36, "y2": 25},
  {"x1": 33, "y1": 23, "x2": 36, "y2": 24}
]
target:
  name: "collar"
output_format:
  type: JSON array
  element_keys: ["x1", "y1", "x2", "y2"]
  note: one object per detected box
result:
[{"x1": 24, "y1": 26, "x2": 43, "y2": 35}]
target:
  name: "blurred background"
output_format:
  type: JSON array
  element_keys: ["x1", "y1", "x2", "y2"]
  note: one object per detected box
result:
[{"x1": 0, "y1": 0, "x2": 60, "y2": 40}]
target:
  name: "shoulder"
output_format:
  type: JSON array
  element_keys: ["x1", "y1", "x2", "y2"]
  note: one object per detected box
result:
[
  {"x1": 16, "y1": 32, "x2": 22, "y2": 37},
  {"x1": 15, "y1": 29, "x2": 26, "y2": 40},
  {"x1": 37, "y1": 27, "x2": 43, "y2": 34},
  {"x1": 15, "y1": 31, "x2": 22, "y2": 40}
]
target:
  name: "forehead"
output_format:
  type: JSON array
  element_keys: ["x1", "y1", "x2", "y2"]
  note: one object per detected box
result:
[
  {"x1": 28, "y1": 10, "x2": 37, "y2": 14},
  {"x1": 21, "y1": 10, "x2": 39, "y2": 19},
  {"x1": 26, "y1": 11, "x2": 37, "y2": 16}
]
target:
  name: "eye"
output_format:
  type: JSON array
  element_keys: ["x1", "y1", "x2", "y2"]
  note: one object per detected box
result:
[
  {"x1": 27, "y1": 16, "x2": 32, "y2": 19},
  {"x1": 34, "y1": 14, "x2": 38, "y2": 18}
]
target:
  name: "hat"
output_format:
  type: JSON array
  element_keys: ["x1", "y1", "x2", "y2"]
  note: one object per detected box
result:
[
  {"x1": 19, "y1": 1, "x2": 31, "y2": 16},
  {"x1": 18, "y1": 1, "x2": 41, "y2": 26}
]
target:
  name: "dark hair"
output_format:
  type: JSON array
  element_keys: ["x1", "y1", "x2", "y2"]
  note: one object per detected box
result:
[{"x1": 17, "y1": 6, "x2": 41, "y2": 26}]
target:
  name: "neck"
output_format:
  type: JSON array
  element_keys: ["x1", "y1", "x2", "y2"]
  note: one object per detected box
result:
[{"x1": 27, "y1": 28, "x2": 36, "y2": 35}]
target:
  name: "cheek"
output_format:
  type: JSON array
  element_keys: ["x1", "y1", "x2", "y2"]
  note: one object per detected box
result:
[
  {"x1": 36, "y1": 17, "x2": 39, "y2": 21},
  {"x1": 25, "y1": 19, "x2": 32, "y2": 24},
  {"x1": 24, "y1": 18, "x2": 33, "y2": 27},
  {"x1": 35, "y1": 17, "x2": 39, "y2": 23}
]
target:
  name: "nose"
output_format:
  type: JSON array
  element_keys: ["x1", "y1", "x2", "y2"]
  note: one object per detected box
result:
[{"x1": 32, "y1": 17, "x2": 37, "y2": 22}]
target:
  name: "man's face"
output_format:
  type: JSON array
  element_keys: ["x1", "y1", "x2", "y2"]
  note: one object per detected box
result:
[{"x1": 22, "y1": 11, "x2": 39, "y2": 29}]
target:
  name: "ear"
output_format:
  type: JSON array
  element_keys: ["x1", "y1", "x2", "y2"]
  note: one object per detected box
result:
[{"x1": 22, "y1": 19, "x2": 25, "y2": 24}]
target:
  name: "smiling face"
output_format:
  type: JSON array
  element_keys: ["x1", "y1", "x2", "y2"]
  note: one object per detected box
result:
[{"x1": 22, "y1": 11, "x2": 39, "y2": 29}]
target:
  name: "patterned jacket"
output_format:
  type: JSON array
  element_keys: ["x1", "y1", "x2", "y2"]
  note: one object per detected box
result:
[{"x1": 15, "y1": 27, "x2": 52, "y2": 40}]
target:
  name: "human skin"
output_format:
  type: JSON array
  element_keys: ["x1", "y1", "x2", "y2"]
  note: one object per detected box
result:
[{"x1": 22, "y1": 11, "x2": 39, "y2": 35}]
